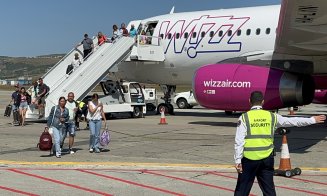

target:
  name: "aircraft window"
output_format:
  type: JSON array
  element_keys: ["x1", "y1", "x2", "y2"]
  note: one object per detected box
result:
[
  {"x1": 246, "y1": 29, "x2": 251, "y2": 36},
  {"x1": 184, "y1": 32, "x2": 188, "y2": 38},
  {"x1": 228, "y1": 30, "x2": 232, "y2": 36},
  {"x1": 168, "y1": 33, "x2": 172, "y2": 39},
  {"x1": 237, "y1": 29, "x2": 241, "y2": 36},
  {"x1": 266, "y1": 28, "x2": 271, "y2": 34},
  {"x1": 210, "y1": 31, "x2": 214, "y2": 37},
  {"x1": 256, "y1": 28, "x2": 261, "y2": 35},
  {"x1": 176, "y1": 33, "x2": 180, "y2": 39},
  {"x1": 201, "y1": 31, "x2": 205, "y2": 38},
  {"x1": 218, "y1": 30, "x2": 223, "y2": 37},
  {"x1": 160, "y1": 34, "x2": 164, "y2": 39},
  {"x1": 192, "y1": 32, "x2": 197, "y2": 38}
]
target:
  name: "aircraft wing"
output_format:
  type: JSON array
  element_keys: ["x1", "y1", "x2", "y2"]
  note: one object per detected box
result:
[{"x1": 275, "y1": 0, "x2": 327, "y2": 57}]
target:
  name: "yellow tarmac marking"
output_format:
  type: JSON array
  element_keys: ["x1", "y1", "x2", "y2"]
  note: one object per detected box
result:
[
  {"x1": 0, "y1": 160, "x2": 326, "y2": 171},
  {"x1": 0, "y1": 160, "x2": 233, "y2": 169}
]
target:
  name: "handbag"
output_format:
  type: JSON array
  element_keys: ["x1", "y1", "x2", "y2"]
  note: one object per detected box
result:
[
  {"x1": 48, "y1": 106, "x2": 57, "y2": 134},
  {"x1": 100, "y1": 127, "x2": 111, "y2": 146}
]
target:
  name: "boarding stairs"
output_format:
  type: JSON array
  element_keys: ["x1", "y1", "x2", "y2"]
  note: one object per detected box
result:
[{"x1": 26, "y1": 36, "x2": 135, "y2": 119}]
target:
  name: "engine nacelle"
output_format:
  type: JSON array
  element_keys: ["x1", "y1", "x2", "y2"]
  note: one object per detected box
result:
[
  {"x1": 193, "y1": 64, "x2": 314, "y2": 111},
  {"x1": 313, "y1": 90, "x2": 327, "y2": 104}
]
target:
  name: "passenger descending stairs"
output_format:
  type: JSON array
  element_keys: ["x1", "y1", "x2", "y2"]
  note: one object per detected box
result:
[
  {"x1": 26, "y1": 36, "x2": 135, "y2": 119},
  {"x1": 42, "y1": 37, "x2": 98, "y2": 93}
]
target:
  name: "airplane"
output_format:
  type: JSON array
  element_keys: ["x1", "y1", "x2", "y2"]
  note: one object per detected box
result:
[
  {"x1": 313, "y1": 90, "x2": 327, "y2": 104},
  {"x1": 110, "y1": 0, "x2": 327, "y2": 114}
]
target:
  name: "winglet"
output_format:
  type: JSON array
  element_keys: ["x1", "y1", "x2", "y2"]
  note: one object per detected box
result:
[{"x1": 169, "y1": 6, "x2": 175, "y2": 14}]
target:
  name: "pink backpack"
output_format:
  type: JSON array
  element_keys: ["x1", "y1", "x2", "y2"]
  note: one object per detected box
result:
[{"x1": 100, "y1": 129, "x2": 111, "y2": 146}]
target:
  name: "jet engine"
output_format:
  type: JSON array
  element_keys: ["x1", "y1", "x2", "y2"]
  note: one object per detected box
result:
[{"x1": 193, "y1": 64, "x2": 314, "y2": 111}]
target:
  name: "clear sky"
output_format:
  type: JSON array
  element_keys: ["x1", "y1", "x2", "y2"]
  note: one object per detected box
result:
[{"x1": 0, "y1": 0, "x2": 280, "y2": 57}]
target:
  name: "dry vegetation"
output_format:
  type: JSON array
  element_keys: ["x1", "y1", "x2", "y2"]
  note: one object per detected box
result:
[{"x1": 0, "y1": 55, "x2": 64, "y2": 79}]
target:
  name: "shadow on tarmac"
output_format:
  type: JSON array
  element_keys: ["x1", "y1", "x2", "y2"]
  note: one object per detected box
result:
[
  {"x1": 274, "y1": 123, "x2": 327, "y2": 154},
  {"x1": 174, "y1": 111, "x2": 241, "y2": 118},
  {"x1": 189, "y1": 121, "x2": 237, "y2": 127}
]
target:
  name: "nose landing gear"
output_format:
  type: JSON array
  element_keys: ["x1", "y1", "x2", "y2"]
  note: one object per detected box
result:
[{"x1": 156, "y1": 85, "x2": 176, "y2": 115}]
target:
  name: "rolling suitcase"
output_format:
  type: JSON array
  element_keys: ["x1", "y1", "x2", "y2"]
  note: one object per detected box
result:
[
  {"x1": 13, "y1": 109, "x2": 20, "y2": 125},
  {"x1": 4, "y1": 104, "x2": 12, "y2": 117}
]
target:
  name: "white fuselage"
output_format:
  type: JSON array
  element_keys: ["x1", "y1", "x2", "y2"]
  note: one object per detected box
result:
[{"x1": 115, "y1": 5, "x2": 280, "y2": 85}]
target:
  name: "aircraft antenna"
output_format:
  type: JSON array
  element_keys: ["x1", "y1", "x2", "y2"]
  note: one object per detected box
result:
[{"x1": 169, "y1": 6, "x2": 175, "y2": 14}]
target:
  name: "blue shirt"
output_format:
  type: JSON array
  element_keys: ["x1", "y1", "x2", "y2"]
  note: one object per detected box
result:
[
  {"x1": 129, "y1": 28, "x2": 138, "y2": 38},
  {"x1": 11, "y1": 91, "x2": 20, "y2": 106}
]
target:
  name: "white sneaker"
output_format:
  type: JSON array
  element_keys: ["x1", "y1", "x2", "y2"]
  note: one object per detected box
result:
[
  {"x1": 69, "y1": 149, "x2": 75, "y2": 154},
  {"x1": 89, "y1": 148, "x2": 94, "y2": 153}
]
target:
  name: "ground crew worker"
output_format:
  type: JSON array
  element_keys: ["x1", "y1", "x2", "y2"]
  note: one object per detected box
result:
[
  {"x1": 76, "y1": 100, "x2": 89, "y2": 130},
  {"x1": 234, "y1": 91, "x2": 325, "y2": 196}
]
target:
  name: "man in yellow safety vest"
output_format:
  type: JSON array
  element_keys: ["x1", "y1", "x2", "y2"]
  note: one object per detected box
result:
[{"x1": 234, "y1": 91, "x2": 325, "y2": 196}]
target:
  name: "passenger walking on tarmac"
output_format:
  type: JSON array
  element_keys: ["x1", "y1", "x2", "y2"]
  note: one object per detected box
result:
[
  {"x1": 37, "y1": 78, "x2": 48, "y2": 119},
  {"x1": 234, "y1": 91, "x2": 326, "y2": 196},
  {"x1": 129, "y1": 24, "x2": 137, "y2": 38},
  {"x1": 97, "y1": 31, "x2": 107, "y2": 46},
  {"x1": 119, "y1": 23, "x2": 129, "y2": 36},
  {"x1": 9, "y1": 84, "x2": 21, "y2": 124},
  {"x1": 112, "y1": 24, "x2": 121, "y2": 41},
  {"x1": 17, "y1": 87, "x2": 31, "y2": 126},
  {"x1": 46, "y1": 97, "x2": 69, "y2": 158},
  {"x1": 31, "y1": 81, "x2": 39, "y2": 104},
  {"x1": 61, "y1": 92, "x2": 78, "y2": 154},
  {"x1": 87, "y1": 93, "x2": 107, "y2": 153},
  {"x1": 79, "y1": 33, "x2": 94, "y2": 59}
]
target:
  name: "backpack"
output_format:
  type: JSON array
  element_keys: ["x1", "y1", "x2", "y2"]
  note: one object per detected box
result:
[
  {"x1": 43, "y1": 84, "x2": 50, "y2": 95},
  {"x1": 37, "y1": 130, "x2": 53, "y2": 151},
  {"x1": 100, "y1": 129, "x2": 111, "y2": 146},
  {"x1": 66, "y1": 64, "x2": 74, "y2": 75}
]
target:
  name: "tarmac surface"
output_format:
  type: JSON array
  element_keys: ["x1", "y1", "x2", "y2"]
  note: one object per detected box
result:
[{"x1": 0, "y1": 90, "x2": 326, "y2": 195}]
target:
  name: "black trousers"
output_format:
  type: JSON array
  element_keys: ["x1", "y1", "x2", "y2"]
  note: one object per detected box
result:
[
  {"x1": 83, "y1": 49, "x2": 92, "y2": 59},
  {"x1": 234, "y1": 154, "x2": 276, "y2": 196}
]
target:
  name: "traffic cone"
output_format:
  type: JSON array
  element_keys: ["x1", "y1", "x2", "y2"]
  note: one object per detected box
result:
[
  {"x1": 158, "y1": 108, "x2": 168, "y2": 125},
  {"x1": 278, "y1": 134, "x2": 292, "y2": 171},
  {"x1": 289, "y1": 107, "x2": 295, "y2": 115}
]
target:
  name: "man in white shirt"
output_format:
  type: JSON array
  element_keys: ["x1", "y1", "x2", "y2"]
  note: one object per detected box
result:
[
  {"x1": 61, "y1": 92, "x2": 79, "y2": 154},
  {"x1": 234, "y1": 91, "x2": 325, "y2": 196}
]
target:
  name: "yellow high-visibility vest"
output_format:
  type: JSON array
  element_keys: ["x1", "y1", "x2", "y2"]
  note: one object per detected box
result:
[
  {"x1": 242, "y1": 109, "x2": 276, "y2": 160},
  {"x1": 77, "y1": 101, "x2": 85, "y2": 109}
]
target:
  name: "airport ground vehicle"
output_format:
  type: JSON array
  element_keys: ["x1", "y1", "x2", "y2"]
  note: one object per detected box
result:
[
  {"x1": 142, "y1": 88, "x2": 157, "y2": 112},
  {"x1": 173, "y1": 91, "x2": 198, "y2": 109},
  {"x1": 84, "y1": 80, "x2": 146, "y2": 118}
]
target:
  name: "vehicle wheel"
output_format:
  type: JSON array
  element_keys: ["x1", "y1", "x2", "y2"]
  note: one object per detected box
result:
[
  {"x1": 225, "y1": 111, "x2": 233, "y2": 115},
  {"x1": 157, "y1": 104, "x2": 168, "y2": 114},
  {"x1": 146, "y1": 103, "x2": 156, "y2": 112},
  {"x1": 273, "y1": 170, "x2": 279, "y2": 176},
  {"x1": 294, "y1": 167, "x2": 301, "y2": 175},
  {"x1": 177, "y1": 98, "x2": 188, "y2": 109},
  {"x1": 167, "y1": 104, "x2": 174, "y2": 115},
  {"x1": 105, "y1": 113, "x2": 113, "y2": 119},
  {"x1": 132, "y1": 106, "x2": 142, "y2": 118},
  {"x1": 285, "y1": 170, "x2": 292, "y2": 177}
]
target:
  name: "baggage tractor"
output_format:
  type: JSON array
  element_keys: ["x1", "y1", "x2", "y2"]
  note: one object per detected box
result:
[{"x1": 4, "y1": 104, "x2": 12, "y2": 117}]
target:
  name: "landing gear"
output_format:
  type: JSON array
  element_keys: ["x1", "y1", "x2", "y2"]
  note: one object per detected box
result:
[{"x1": 156, "y1": 85, "x2": 176, "y2": 115}]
